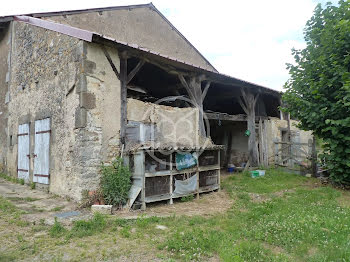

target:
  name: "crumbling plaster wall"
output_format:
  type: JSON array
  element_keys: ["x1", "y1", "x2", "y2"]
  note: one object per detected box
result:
[
  {"x1": 6, "y1": 21, "x2": 84, "y2": 199},
  {"x1": 73, "y1": 42, "x2": 121, "y2": 198},
  {"x1": 127, "y1": 98, "x2": 201, "y2": 147},
  {"x1": 0, "y1": 25, "x2": 11, "y2": 172},
  {"x1": 265, "y1": 117, "x2": 313, "y2": 165},
  {"x1": 44, "y1": 7, "x2": 215, "y2": 71}
]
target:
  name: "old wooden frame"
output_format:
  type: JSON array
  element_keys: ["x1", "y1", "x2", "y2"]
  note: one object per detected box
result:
[{"x1": 128, "y1": 148, "x2": 221, "y2": 210}]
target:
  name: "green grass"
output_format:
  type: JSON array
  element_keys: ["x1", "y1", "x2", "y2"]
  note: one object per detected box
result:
[
  {"x1": 68, "y1": 213, "x2": 107, "y2": 238},
  {"x1": 0, "y1": 173, "x2": 21, "y2": 184},
  {"x1": 50, "y1": 206, "x2": 65, "y2": 212},
  {"x1": 7, "y1": 197, "x2": 39, "y2": 202},
  {"x1": 49, "y1": 218, "x2": 66, "y2": 237},
  {"x1": 1, "y1": 168, "x2": 350, "y2": 261}
]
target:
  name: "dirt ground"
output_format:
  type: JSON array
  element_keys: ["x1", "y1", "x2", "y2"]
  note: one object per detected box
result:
[
  {"x1": 0, "y1": 177, "x2": 233, "y2": 225},
  {"x1": 117, "y1": 190, "x2": 233, "y2": 219}
]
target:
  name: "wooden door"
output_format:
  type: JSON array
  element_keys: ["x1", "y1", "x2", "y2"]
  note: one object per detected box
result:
[
  {"x1": 17, "y1": 123, "x2": 30, "y2": 181},
  {"x1": 33, "y1": 118, "x2": 51, "y2": 184}
]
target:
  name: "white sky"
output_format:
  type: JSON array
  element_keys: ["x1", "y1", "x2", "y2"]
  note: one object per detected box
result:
[{"x1": 1, "y1": 0, "x2": 337, "y2": 91}]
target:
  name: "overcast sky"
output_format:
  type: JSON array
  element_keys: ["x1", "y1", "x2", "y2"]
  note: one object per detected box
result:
[{"x1": 1, "y1": 0, "x2": 338, "y2": 91}]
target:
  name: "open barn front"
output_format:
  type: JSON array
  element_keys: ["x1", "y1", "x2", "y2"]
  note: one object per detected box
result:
[{"x1": 209, "y1": 120, "x2": 248, "y2": 168}]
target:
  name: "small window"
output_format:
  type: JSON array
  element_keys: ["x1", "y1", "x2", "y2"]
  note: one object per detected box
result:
[{"x1": 9, "y1": 135, "x2": 13, "y2": 146}]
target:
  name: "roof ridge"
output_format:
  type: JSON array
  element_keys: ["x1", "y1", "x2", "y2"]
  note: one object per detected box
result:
[{"x1": 0, "y1": 3, "x2": 153, "y2": 19}]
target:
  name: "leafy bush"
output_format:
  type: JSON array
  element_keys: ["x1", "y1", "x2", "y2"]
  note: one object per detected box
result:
[{"x1": 100, "y1": 158, "x2": 131, "y2": 206}]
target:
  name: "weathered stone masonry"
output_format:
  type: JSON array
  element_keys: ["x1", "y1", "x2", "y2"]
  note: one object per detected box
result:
[{"x1": 1, "y1": 21, "x2": 123, "y2": 201}]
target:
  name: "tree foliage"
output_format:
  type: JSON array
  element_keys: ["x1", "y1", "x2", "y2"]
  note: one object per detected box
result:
[{"x1": 283, "y1": 1, "x2": 350, "y2": 184}]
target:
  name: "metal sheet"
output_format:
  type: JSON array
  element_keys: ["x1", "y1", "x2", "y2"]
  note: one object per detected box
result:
[
  {"x1": 17, "y1": 123, "x2": 30, "y2": 182},
  {"x1": 33, "y1": 118, "x2": 50, "y2": 184},
  {"x1": 14, "y1": 16, "x2": 93, "y2": 42}
]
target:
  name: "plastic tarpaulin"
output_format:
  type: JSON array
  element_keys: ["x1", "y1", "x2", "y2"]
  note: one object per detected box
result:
[
  {"x1": 175, "y1": 152, "x2": 197, "y2": 170},
  {"x1": 173, "y1": 174, "x2": 197, "y2": 196}
]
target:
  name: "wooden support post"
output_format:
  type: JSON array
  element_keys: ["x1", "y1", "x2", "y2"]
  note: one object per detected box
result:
[
  {"x1": 217, "y1": 149, "x2": 221, "y2": 192},
  {"x1": 118, "y1": 52, "x2": 145, "y2": 146},
  {"x1": 263, "y1": 120, "x2": 268, "y2": 166},
  {"x1": 133, "y1": 151, "x2": 147, "y2": 211},
  {"x1": 126, "y1": 60, "x2": 145, "y2": 84},
  {"x1": 259, "y1": 118, "x2": 264, "y2": 167},
  {"x1": 238, "y1": 89, "x2": 260, "y2": 167},
  {"x1": 178, "y1": 74, "x2": 211, "y2": 137},
  {"x1": 169, "y1": 153, "x2": 173, "y2": 205},
  {"x1": 196, "y1": 150, "x2": 200, "y2": 200},
  {"x1": 287, "y1": 113, "x2": 292, "y2": 167},
  {"x1": 119, "y1": 52, "x2": 128, "y2": 146},
  {"x1": 102, "y1": 46, "x2": 120, "y2": 80},
  {"x1": 311, "y1": 136, "x2": 317, "y2": 177},
  {"x1": 225, "y1": 132, "x2": 232, "y2": 167},
  {"x1": 274, "y1": 138, "x2": 279, "y2": 166}
]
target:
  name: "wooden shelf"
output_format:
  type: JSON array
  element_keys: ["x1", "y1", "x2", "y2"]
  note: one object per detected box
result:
[
  {"x1": 144, "y1": 185, "x2": 219, "y2": 203},
  {"x1": 129, "y1": 148, "x2": 221, "y2": 210},
  {"x1": 144, "y1": 165, "x2": 220, "y2": 177}
]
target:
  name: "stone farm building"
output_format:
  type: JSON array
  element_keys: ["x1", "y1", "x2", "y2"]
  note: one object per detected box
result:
[{"x1": 0, "y1": 4, "x2": 313, "y2": 207}]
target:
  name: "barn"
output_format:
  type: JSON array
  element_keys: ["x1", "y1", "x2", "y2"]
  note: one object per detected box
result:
[{"x1": 0, "y1": 4, "x2": 313, "y2": 206}]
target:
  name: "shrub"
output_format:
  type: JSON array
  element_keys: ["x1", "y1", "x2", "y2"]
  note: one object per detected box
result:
[{"x1": 100, "y1": 158, "x2": 131, "y2": 206}]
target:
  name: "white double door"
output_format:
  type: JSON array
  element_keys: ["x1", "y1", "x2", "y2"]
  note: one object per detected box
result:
[{"x1": 17, "y1": 118, "x2": 51, "y2": 184}]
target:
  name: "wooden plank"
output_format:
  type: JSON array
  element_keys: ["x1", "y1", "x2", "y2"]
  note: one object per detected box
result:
[
  {"x1": 33, "y1": 118, "x2": 50, "y2": 185},
  {"x1": 120, "y1": 53, "x2": 128, "y2": 145},
  {"x1": 139, "y1": 151, "x2": 146, "y2": 210},
  {"x1": 201, "y1": 81, "x2": 211, "y2": 100},
  {"x1": 274, "y1": 141, "x2": 309, "y2": 146},
  {"x1": 206, "y1": 113, "x2": 246, "y2": 121},
  {"x1": 225, "y1": 132, "x2": 232, "y2": 167},
  {"x1": 311, "y1": 136, "x2": 317, "y2": 177},
  {"x1": 240, "y1": 88, "x2": 260, "y2": 167},
  {"x1": 287, "y1": 113, "x2": 292, "y2": 166},
  {"x1": 178, "y1": 74, "x2": 196, "y2": 102},
  {"x1": 263, "y1": 120, "x2": 269, "y2": 166},
  {"x1": 126, "y1": 59, "x2": 145, "y2": 84},
  {"x1": 259, "y1": 118, "x2": 264, "y2": 166},
  {"x1": 217, "y1": 150, "x2": 221, "y2": 192},
  {"x1": 17, "y1": 123, "x2": 30, "y2": 182},
  {"x1": 102, "y1": 46, "x2": 120, "y2": 79},
  {"x1": 274, "y1": 138, "x2": 279, "y2": 165},
  {"x1": 206, "y1": 112, "x2": 268, "y2": 122},
  {"x1": 196, "y1": 151, "x2": 200, "y2": 200},
  {"x1": 169, "y1": 153, "x2": 173, "y2": 205}
]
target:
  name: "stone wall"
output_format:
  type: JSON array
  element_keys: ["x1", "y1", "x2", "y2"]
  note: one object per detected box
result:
[
  {"x1": 44, "y1": 6, "x2": 215, "y2": 71},
  {"x1": 265, "y1": 117, "x2": 313, "y2": 165},
  {"x1": 6, "y1": 21, "x2": 84, "y2": 199},
  {"x1": 71, "y1": 42, "x2": 122, "y2": 198},
  {"x1": 0, "y1": 24, "x2": 11, "y2": 172}
]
